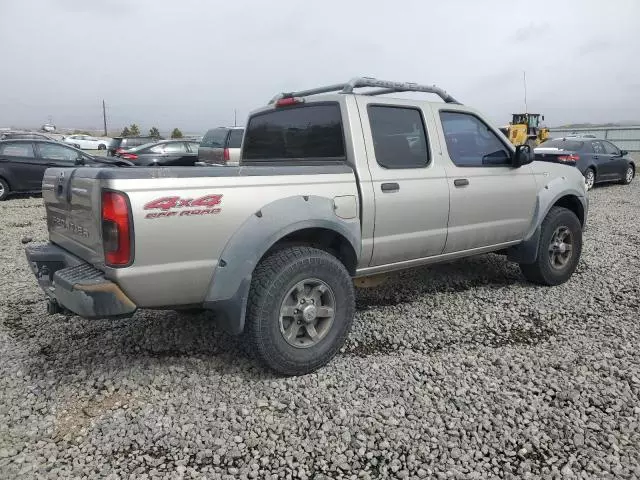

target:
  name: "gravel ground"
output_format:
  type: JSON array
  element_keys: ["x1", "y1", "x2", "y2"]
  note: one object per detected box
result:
[{"x1": 1, "y1": 179, "x2": 639, "y2": 479}]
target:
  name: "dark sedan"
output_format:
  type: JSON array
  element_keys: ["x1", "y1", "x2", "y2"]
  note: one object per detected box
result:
[
  {"x1": 116, "y1": 139, "x2": 201, "y2": 166},
  {"x1": 535, "y1": 138, "x2": 635, "y2": 190},
  {"x1": 0, "y1": 139, "x2": 130, "y2": 200}
]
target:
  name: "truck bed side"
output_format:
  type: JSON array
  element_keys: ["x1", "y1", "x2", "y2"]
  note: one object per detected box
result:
[{"x1": 41, "y1": 164, "x2": 360, "y2": 308}]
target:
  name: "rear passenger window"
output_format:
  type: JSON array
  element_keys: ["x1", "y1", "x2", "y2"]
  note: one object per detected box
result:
[
  {"x1": 440, "y1": 111, "x2": 511, "y2": 167},
  {"x1": 163, "y1": 142, "x2": 187, "y2": 153},
  {"x1": 227, "y1": 129, "x2": 244, "y2": 148},
  {"x1": 368, "y1": 106, "x2": 429, "y2": 169},
  {"x1": 0, "y1": 143, "x2": 34, "y2": 157},
  {"x1": 592, "y1": 141, "x2": 605, "y2": 154},
  {"x1": 243, "y1": 103, "x2": 345, "y2": 162}
]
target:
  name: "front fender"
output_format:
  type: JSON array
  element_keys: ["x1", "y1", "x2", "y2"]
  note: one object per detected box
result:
[
  {"x1": 203, "y1": 195, "x2": 361, "y2": 334},
  {"x1": 508, "y1": 175, "x2": 587, "y2": 264}
]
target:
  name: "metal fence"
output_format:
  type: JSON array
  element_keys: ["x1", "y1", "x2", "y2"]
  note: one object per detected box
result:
[{"x1": 548, "y1": 126, "x2": 640, "y2": 153}]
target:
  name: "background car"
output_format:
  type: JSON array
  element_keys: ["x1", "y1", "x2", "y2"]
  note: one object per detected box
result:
[
  {"x1": 1, "y1": 131, "x2": 56, "y2": 141},
  {"x1": 62, "y1": 134, "x2": 111, "y2": 150},
  {"x1": 0, "y1": 139, "x2": 129, "y2": 200},
  {"x1": 198, "y1": 127, "x2": 243, "y2": 165},
  {"x1": 535, "y1": 138, "x2": 636, "y2": 190},
  {"x1": 117, "y1": 139, "x2": 201, "y2": 166},
  {"x1": 107, "y1": 136, "x2": 162, "y2": 156}
]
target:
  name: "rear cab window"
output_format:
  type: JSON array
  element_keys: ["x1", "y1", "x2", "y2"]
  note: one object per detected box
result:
[{"x1": 242, "y1": 102, "x2": 345, "y2": 163}]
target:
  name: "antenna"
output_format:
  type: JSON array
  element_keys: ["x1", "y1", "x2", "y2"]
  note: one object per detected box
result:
[
  {"x1": 523, "y1": 71, "x2": 528, "y2": 113},
  {"x1": 102, "y1": 99, "x2": 108, "y2": 136},
  {"x1": 234, "y1": 109, "x2": 237, "y2": 127}
]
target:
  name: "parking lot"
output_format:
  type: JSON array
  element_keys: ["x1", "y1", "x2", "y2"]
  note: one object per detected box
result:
[{"x1": 1, "y1": 179, "x2": 639, "y2": 478}]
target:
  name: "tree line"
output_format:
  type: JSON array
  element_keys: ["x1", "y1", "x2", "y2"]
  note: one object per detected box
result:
[{"x1": 120, "y1": 124, "x2": 183, "y2": 139}]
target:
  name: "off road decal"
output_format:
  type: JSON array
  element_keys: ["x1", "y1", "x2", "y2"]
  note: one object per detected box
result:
[{"x1": 143, "y1": 194, "x2": 222, "y2": 219}]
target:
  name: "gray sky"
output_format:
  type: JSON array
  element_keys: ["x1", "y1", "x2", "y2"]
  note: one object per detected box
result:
[{"x1": 1, "y1": 0, "x2": 639, "y2": 133}]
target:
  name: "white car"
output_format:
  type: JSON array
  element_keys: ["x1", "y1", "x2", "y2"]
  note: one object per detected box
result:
[{"x1": 62, "y1": 134, "x2": 111, "y2": 150}]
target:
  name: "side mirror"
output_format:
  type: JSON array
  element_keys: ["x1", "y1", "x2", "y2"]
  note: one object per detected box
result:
[
  {"x1": 620, "y1": 150, "x2": 628, "y2": 156},
  {"x1": 512, "y1": 144, "x2": 534, "y2": 168},
  {"x1": 74, "y1": 156, "x2": 85, "y2": 166}
]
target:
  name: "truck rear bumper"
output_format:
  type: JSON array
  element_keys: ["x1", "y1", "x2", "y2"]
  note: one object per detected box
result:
[{"x1": 25, "y1": 243, "x2": 137, "y2": 319}]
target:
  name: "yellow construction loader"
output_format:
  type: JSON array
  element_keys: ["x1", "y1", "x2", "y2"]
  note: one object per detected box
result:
[{"x1": 499, "y1": 113, "x2": 550, "y2": 147}]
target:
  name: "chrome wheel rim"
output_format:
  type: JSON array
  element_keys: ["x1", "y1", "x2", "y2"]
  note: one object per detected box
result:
[
  {"x1": 0, "y1": 183, "x2": 4, "y2": 197},
  {"x1": 548, "y1": 226, "x2": 573, "y2": 270},
  {"x1": 279, "y1": 278, "x2": 335, "y2": 349},
  {"x1": 584, "y1": 170, "x2": 594, "y2": 190},
  {"x1": 626, "y1": 167, "x2": 634, "y2": 183}
]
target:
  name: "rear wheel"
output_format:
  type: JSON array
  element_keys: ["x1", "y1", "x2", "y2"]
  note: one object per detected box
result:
[
  {"x1": 620, "y1": 164, "x2": 635, "y2": 185},
  {"x1": 519, "y1": 206, "x2": 582, "y2": 286},
  {"x1": 73, "y1": 144, "x2": 80, "y2": 149},
  {"x1": 245, "y1": 246, "x2": 355, "y2": 376},
  {"x1": 583, "y1": 168, "x2": 595, "y2": 191},
  {"x1": 0, "y1": 178, "x2": 9, "y2": 201},
  {"x1": 97, "y1": 144, "x2": 106, "y2": 151}
]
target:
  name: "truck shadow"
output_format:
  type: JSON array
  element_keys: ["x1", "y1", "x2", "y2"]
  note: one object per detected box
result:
[
  {"x1": 24, "y1": 254, "x2": 528, "y2": 380},
  {"x1": 356, "y1": 253, "x2": 525, "y2": 310}
]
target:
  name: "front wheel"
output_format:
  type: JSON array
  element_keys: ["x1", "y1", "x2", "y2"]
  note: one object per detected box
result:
[
  {"x1": 620, "y1": 164, "x2": 635, "y2": 185},
  {"x1": 519, "y1": 206, "x2": 582, "y2": 286},
  {"x1": 584, "y1": 168, "x2": 595, "y2": 191},
  {"x1": 97, "y1": 144, "x2": 106, "y2": 151},
  {"x1": 245, "y1": 246, "x2": 355, "y2": 376}
]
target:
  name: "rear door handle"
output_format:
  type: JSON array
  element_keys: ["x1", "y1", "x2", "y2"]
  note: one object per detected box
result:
[
  {"x1": 454, "y1": 178, "x2": 469, "y2": 187},
  {"x1": 381, "y1": 182, "x2": 399, "y2": 192}
]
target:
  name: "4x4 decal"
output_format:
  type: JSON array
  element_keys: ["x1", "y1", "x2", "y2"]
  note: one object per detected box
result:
[{"x1": 143, "y1": 194, "x2": 223, "y2": 219}]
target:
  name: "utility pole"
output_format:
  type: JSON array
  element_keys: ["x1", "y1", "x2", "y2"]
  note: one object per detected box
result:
[
  {"x1": 523, "y1": 71, "x2": 528, "y2": 113},
  {"x1": 102, "y1": 100, "x2": 108, "y2": 136}
]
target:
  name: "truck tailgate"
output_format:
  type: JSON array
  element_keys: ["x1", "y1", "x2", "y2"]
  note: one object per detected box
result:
[{"x1": 42, "y1": 168, "x2": 104, "y2": 266}]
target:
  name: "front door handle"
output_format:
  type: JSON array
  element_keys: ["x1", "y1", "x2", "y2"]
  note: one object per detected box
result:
[
  {"x1": 381, "y1": 182, "x2": 399, "y2": 192},
  {"x1": 593, "y1": 155, "x2": 599, "y2": 160},
  {"x1": 454, "y1": 178, "x2": 469, "y2": 187}
]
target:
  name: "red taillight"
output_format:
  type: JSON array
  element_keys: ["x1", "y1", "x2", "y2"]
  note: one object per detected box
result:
[
  {"x1": 102, "y1": 190, "x2": 132, "y2": 267},
  {"x1": 275, "y1": 97, "x2": 304, "y2": 107},
  {"x1": 557, "y1": 154, "x2": 580, "y2": 163},
  {"x1": 121, "y1": 153, "x2": 138, "y2": 160},
  {"x1": 223, "y1": 147, "x2": 230, "y2": 162}
]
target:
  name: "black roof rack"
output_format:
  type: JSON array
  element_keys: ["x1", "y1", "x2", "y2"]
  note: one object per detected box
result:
[{"x1": 269, "y1": 76, "x2": 460, "y2": 105}]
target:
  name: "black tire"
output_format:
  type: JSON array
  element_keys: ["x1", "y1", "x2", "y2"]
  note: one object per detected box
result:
[
  {"x1": 97, "y1": 144, "x2": 106, "y2": 151},
  {"x1": 73, "y1": 144, "x2": 80, "y2": 149},
  {"x1": 519, "y1": 206, "x2": 582, "y2": 286},
  {"x1": 583, "y1": 167, "x2": 595, "y2": 191},
  {"x1": 0, "y1": 177, "x2": 9, "y2": 201},
  {"x1": 245, "y1": 246, "x2": 355, "y2": 376},
  {"x1": 620, "y1": 164, "x2": 635, "y2": 185}
]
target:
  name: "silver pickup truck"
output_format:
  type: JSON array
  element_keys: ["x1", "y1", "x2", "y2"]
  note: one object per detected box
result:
[{"x1": 25, "y1": 77, "x2": 588, "y2": 375}]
